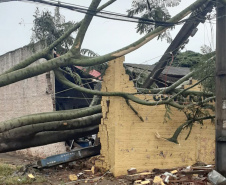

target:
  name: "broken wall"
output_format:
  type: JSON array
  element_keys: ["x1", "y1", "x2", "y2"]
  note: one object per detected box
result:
[
  {"x1": 0, "y1": 44, "x2": 66, "y2": 158},
  {"x1": 96, "y1": 57, "x2": 215, "y2": 176}
]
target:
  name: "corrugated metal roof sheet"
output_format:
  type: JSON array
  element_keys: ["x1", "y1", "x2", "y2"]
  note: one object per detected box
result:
[{"x1": 124, "y1": 63, "x2": 190, "y2": 76}]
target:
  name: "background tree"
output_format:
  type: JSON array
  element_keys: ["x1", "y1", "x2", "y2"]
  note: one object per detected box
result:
[
  {"x1": 31, "y1": 6, "x2": 75, "y2": 54},
  {"x1": 171, "y1": 50, "x2": 203, "y2": 67},
  {"x1": 193, "y1": 45, "x2": 216, "y2": 93},
  {"x1": 127, "y1": 0, "x2": 182, "y2": 42}
]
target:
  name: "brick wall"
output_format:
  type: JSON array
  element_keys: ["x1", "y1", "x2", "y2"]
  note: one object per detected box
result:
[
  {"x1": 0, "y1": 44, "x2": 66, "y2": 158},
  {"x1": 96, "y1": 56, "x2": 215, "y2": 176}
]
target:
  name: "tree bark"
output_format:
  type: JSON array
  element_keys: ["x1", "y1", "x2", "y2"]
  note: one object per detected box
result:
[
  {"x1": 0, "y1": 105, "x2": 101, "y2": 133},
  {"x1": 0, "y1": 125, "x2": 99, "y2": 153},
  {"x1": 0, "y1": 113, "x2": 102, "y2": 140}
]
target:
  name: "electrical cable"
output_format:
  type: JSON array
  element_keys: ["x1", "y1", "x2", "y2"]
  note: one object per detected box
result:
[{"x1": 21, "y1": 0, "x2": 212, "y2": 27}]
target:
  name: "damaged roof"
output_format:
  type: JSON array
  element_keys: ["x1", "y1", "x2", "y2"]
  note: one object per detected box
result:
[
  {"x1": 74, "y1": 66, "x2": 101, "y2": 79},
  {"x1": 124, "y1": 63, "x2": 190, "y2": 76}
]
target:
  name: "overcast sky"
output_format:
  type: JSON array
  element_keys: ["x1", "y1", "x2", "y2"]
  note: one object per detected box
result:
[{"x1": 0, "y1": 0, "x2": 216, "y2": 65}]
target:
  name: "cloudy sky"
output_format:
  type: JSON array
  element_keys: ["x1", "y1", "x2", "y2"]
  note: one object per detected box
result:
[{"x1": 0, "y1": 0, "x2": 215, "y2": 65}]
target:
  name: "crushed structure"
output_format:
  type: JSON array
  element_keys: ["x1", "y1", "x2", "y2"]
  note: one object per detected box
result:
[{"x1": 96, "y1": 56, "x2": 215, "y2": 176}]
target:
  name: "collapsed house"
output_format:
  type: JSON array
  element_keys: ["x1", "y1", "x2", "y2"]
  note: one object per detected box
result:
[
  {"x1": 0, "y1": 44, "x2": 215, "y2": 177},
  {"x1": 96, "y1": 56, "x2": 215, "y2": 176}
]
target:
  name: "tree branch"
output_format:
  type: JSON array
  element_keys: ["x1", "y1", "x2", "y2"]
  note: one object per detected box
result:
[
  {"x1": 71, "y1": 0, "x2": 101, "y2": 54},
  {"x1": 159, "y1": 71, "x2": 194, "y2": 94},
  {"x1": 167, "y1": 75, "x2": 213, "y2": 102},
  {"x1": 136, "y1": 88, "x2": 214, "y2": 97},
  {"x1": 0, "y1": 0, "x2": 207, "y2": 88},
  {"x1": 0, "y1": 0, "x2": 116, "y2": 76},
  {"x1": 165, "y1": 115, "x2": 215, "y2": 144},
  {"x1": 54, "y1": 69, "x2": 185, "y2": 109},
  {"x1": 126, "y1": 99, "x2": 144, "y2": 122}
]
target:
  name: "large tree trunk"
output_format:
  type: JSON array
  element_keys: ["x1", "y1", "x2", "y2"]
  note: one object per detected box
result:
[
  {"x1": 0, "y1": 113, "x2": 102, "y2": 140},
  {"x1": 0, "y1": 125, "x2": 99, "y2": 153},
  {"x1": 0, "y1": 106, "x2": 102, "y2": 153},
  {"x1": 0, "y1": 105, "x2": 101, "y2": 133}
]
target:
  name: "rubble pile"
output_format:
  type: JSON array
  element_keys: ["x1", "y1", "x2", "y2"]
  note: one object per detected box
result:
[{"x1": 125, "y1": 164, "x2": 219, "y2": 185}]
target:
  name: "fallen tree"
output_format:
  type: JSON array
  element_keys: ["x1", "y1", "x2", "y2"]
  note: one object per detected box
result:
[
  {"x1": 0, "y1": 125, "x2": 99, "y2": 153},
  {"x1": 0, "y1": 0, "x2": 217, "y2": 152}
]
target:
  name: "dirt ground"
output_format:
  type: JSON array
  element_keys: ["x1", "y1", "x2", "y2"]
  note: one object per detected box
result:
[
  {"x1": 0, "y1": 152, "x2": 215, "y2": 185},
  {"x1": 0, "y1": 152, "x2": 129, "y2": 185}
]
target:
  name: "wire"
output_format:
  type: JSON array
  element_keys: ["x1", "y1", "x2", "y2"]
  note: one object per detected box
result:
[{"x1": 21, "y1": 0, "x2": 211, "y2": 27}]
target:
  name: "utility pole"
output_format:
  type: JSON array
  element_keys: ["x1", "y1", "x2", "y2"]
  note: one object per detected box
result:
[
  {"x1": 215, "y1": 1, "x2": 226, "y2": 176},
  {"x1": 142, "y1": 2, "x2": 213, "y2": 88}
]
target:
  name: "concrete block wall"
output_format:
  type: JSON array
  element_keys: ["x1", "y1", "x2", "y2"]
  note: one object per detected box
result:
[
  {"x1": 0, "y1": 44, "x2": 66, "y2": 158},
  {"x1": 96, "y1": 56, "x2": 215, "y2": 176}
]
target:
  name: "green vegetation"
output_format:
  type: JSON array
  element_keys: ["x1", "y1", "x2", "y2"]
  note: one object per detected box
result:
[
  {"x1": 171, "y1": 50, "x2": 203, "y2": 68},
  {"x1": 0, "y1": 163, "x2": 46, "y2": 185},
  {"x1": 169, "y1": 49, "x2": 215, "y2": 93},
  {"x1": 31, "y1": 7, "x2": 75, "y2": 55}
]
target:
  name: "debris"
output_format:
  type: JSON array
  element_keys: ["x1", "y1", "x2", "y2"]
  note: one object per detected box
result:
[
  {"x1": 126, "y1": 164, "x2": 215, "y2": 185},
  {"x1": 134, "y1": 180, "x2": 142, "y2": 184},
  {"x1": 91, "y1": 166, "x2": 95, "y2": 174},
  {"x1": 208, "y1": 170, "x2": 226, "y2": 185},
  {"x1": 77, "y1": 172, "x2": 85, "y2": 179},
  {"x1": 128, "y1": 168, "x2": 137, "y2": 175},
  {"x1": 84, "y1": 170, "x2": 93, "y2": 175},
  {"x1": 37, "y1": 145, "x2": 101, "y2": 168},
  {"x1": 28, "y1": 173, "x2": 35, "y2": 179},
  {"x1": 133, "y1": 179, "x2": 151, "y2": 185},
  {"x1": 69, "y1": 174, "x2": 78, "y2": 181},
  {"x1": 153, "y1": 167, "x2": 181, "y2": 174},
  {"x1": 153, "y1": 176, "x2": 165, "y2": 185},
  {"x1": 170, "y1": 170, "x2": 178, "y2": 174},
  {"x1": 179, "y1": 169, "x2": 212, "y2": 175},
  {"x1": 126, "y1": 172, "x2": 154, "y2": 181},
  {"x1": 141, "y1": 180, "x2": 151, "y2": 184},
  {"x1": 162, "y1": 172, "x2": 176, "y2": 183},
  {"x1": 68, "y1": 161, "x2": 77, "y2": 169}
]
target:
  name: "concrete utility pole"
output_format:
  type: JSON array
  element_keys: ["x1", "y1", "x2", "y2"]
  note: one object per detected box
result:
[
  {"x1": 142, "y1": 2, "x2": 213, "y2": 88},
  {"x1": 215, "y1": 1, "x2": 226, "y2": 176}
]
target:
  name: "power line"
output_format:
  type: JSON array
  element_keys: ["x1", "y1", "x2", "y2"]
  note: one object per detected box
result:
[
  {"x1": 19, "y1": 0, "x2": 210, "y2": 27},
  {"x1": 21, "y1": 0, "x2": 173, "y2": 26}
]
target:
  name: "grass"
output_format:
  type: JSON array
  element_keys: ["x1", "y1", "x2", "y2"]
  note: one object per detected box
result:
[
  {"x1": 0, "y1": 162, "x2": 46, "y2": 185},
  {"x1": 0, "y1": 163, "x2": 17, "y2": 177}
]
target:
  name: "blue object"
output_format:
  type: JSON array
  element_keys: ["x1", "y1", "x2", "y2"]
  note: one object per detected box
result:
[
  {"x1": 37, "y1": 145, "x2": 100, "y2": 168},
  {"x1": 77, "y1": 141, "x2": 90, "y2": 147}
]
